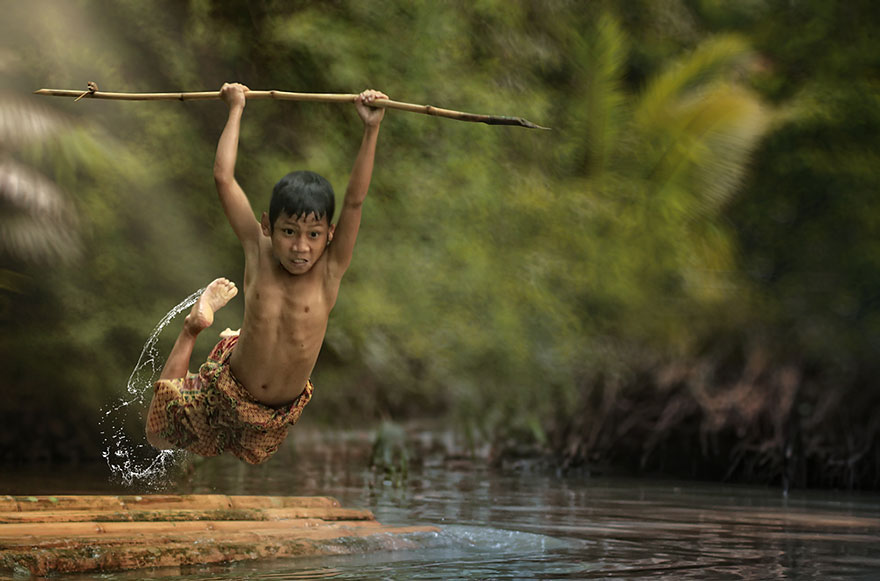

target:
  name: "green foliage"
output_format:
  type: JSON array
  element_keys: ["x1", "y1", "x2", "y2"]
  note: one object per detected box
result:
[{"x1": 370, "y1": 421, "x2": 409, "y2": 487}]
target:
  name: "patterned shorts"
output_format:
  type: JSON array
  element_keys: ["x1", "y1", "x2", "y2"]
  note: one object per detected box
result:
[{"x1": 146, "y1": 335, "x2": 313, "y2": 464}]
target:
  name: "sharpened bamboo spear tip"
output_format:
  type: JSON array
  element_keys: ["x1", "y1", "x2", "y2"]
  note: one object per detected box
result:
[{"x1": 34, "y1": 86, "x2": 549, "y2": 129}]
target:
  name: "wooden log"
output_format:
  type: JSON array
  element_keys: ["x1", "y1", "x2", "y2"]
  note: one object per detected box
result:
[
  {"x1": 7, "y1": 494, "x2": 127, "y2": 512},
  {"x1": 3, "y1": 523, "x2": 436, "y2": 577},
  {"x1": 0, "y1": 506, "x2": 374, "y2": 524},
  {"x1": 227, "y1": 495, "x2": 342, "y2": 509},
  {"x1": 1, "y1": 517, "x2": 369, "y2": 538},
  {"x1": 0, "y1": 494, "x2": 439, "y2": 576},
  {"x1": 5, "y1": 494, "x2": 341, "y2": 511}
]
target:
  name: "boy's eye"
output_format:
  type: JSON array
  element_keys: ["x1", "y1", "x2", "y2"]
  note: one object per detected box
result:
[
  {"x1": 283, "y1": 229, "x2": 295, "y2": 235},
  {"x1": 309, "y1": 232, "x2": 320, "y2": 239}
]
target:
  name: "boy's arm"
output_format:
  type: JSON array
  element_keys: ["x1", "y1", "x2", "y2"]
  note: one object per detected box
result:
[
  {"x1": 327, "y1": 89, "x2": 387, "y2": 277},
  {"x1": 213, "y1": 83, "x2": 261, "y2": 248}
]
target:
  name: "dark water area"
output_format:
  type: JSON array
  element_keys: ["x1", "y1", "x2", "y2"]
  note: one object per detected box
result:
[{"x1": 3, "y1": 428, "x2": 880, "y2": 580}]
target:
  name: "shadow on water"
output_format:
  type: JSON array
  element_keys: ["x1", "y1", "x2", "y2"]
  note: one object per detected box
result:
[{"x1": 4, "y1": 427, "x2": 880, "y2": 579}]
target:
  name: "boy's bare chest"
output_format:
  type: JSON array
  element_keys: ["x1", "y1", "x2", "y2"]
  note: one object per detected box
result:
[
  {"x1": 246, "y1": 273, "x2": 329, "y2": 322},
  {"x1": 241, "y1": 244, "x2": 337, "y2": 340}
]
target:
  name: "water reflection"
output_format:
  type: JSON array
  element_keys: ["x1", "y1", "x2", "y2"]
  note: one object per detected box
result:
[{"x1": 3, "y1": 428, "x2": 880, "y2": 579}]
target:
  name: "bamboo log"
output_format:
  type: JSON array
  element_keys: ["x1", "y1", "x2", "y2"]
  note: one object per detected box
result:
[
  {"x1": 2, "y1": 523, "x2": 435, "y2": 576},
  {"x1": 0, "y1": 506, "x2": 374, "y2": 524},
  {"x1": 0, "y1": 494, "x2": 439, "y2": 576},
  {"x1": 1, "y1": 518, "x2": 374, "y2": 538},
  {"x1": 2, "y1": 522, "x2": 435, "y2": 576},
  {"x1": 34, "y1": 86, "x2": 549, "y2": 129},
  {"x1": 3, "y1": 493, "x2": 341, "y2": 512}
]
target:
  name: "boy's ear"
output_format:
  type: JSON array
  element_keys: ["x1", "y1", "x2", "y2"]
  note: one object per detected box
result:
[
  {"x1": 260, "y1": 212, "x2": 272, "y2": 236},
  {"x1": 327, "y1": 224, "x2": 335, "y2": 245}
]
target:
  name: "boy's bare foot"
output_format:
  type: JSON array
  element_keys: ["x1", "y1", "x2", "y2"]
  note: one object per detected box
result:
[{"x1": 184, "y1": 278, "x2": 238, "y2": 335}]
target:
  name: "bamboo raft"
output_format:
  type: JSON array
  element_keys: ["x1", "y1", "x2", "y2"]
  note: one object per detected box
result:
[{"x1": 0, "y1": 494, "x2": 439, "y2": 576}]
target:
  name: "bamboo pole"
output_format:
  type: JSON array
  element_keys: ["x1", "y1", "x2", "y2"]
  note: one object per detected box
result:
[{"x1": 34, "y1": 84, "x2": 549, "y2": 129}]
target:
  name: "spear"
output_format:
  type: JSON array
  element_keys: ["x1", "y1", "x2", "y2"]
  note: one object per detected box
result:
[{"x1": 34, "y1": 82, "x2": 548, "y2": 130}]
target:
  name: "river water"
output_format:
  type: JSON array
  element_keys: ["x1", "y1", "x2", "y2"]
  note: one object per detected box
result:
[{"x1": 4, "y1": 427, "x2": 880, "y2": 579}]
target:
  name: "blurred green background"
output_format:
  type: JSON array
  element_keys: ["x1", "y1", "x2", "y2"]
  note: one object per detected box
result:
[{"x1": 1, "y1": 0, "x2": 878, "y2": 489}]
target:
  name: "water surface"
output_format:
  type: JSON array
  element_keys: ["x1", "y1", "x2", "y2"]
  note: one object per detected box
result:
[{"x1": 3, "y1": 428, "x2": 880, "y2": 579}]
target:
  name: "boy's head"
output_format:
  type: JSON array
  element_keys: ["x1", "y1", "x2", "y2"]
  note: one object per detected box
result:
[
  {"x1": 268, "y1": 170, "x2": 335, "y2": 227},
  {"x1": 261, "y1": 171, "x2": 336, "y2": 275}
]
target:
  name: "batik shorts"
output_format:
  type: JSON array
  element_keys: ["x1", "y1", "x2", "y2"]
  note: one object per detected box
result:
[{"x1": 147, "y1": 335, "x2": 313, "y2": 464}]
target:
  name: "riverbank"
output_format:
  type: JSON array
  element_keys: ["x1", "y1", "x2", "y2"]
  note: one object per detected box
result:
[{"x1": 2, "y1": 393, "x2": 878, "y2": 493}]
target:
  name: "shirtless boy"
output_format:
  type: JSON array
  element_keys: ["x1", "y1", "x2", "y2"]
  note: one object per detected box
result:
[{"x1": 145, "y1": 82, "x2": 387, "y2": 464}]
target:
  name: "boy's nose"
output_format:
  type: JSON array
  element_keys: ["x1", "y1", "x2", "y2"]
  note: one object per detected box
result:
[{"x1": 292, "y1": 236, "x2": 308, "y2": 251}]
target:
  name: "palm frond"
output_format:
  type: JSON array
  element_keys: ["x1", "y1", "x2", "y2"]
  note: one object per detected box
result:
[
  {"x1": 690, "y1": 87, "x2": 769, "y2": 213},
  {"x1": 650, "y1": 85, "x2": 769, "y2": 217},
  {"x1": 628, "y1": 33, "x2": 768, "y2": 219},
  {"x1": 0, "y1": 157, "x2": 80, "y2": 263},
  {"x1": 634, "y1": 34, "x2": 754, "y2": 130},
  {"x1": 0, "y1": 92, "x2": 69, "y2": 150},
  {"x1": 568, "y1": 12, "x2": 629, "y2": 177},
  {"x1": 0, "y1": 157, "x2": 74, "y2": 219}
]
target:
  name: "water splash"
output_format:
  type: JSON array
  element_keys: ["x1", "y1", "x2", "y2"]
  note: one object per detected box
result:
[
  {"x1": 99, "y1": 287, "x2": 205, "y2": 488},
  {"x1": 210, "y1": 526, "x2": 581, "y2": 580}
]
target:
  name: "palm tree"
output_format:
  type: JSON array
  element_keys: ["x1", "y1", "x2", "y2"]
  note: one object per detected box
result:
[
  {"x1": 560, "y1": 16, "x2": 771, "y2": 343},
  {"x1": 429, "y1": 12, "x2": 775, "y2": 446},
  {"x1": 0, "y1": 93, "x2": 81, "y2": 290}
]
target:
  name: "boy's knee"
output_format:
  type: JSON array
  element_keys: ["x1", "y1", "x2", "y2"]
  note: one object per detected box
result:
[{"x1": 145, "y1": 391, "x2": 177, "y2": 450}]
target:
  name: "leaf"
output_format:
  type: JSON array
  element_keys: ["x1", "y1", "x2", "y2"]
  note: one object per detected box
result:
[
  {"x1": 0, "y1": 92, "x2": 69, "y2": 149},
  {"x1": 0, "y1": 157, "x2": 80, "y2": 263}
]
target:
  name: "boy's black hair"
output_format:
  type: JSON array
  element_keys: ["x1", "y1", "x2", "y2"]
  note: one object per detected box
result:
[{"x1": 269, "y1": 170, "x2": 335, "y2": 227}]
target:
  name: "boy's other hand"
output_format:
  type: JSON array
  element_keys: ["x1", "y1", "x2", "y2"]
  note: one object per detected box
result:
[
  {"x1": 356, "y1": 89, "x2": 388, "y2": 127},
  {"x1": 220, "y1": 82, "x2": 249, "y2": 110}
]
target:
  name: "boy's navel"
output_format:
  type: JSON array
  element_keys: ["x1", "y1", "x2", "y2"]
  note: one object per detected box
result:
[{"x1": 304, "y1": 306, "x2": 310, "y2": 313}]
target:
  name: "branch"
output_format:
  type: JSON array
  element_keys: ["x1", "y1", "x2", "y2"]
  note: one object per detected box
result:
[{"x1": 34, "y1": 84, "x2": 549, "y2": 130}]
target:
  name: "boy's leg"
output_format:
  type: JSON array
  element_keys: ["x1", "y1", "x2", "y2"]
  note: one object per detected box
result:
[{"x1": 146, "y1": 278, "x2": 238, "y2": 449}]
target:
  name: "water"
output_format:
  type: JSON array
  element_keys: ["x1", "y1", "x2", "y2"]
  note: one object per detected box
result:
[
  {"x1": 98, "y1": 287, "x2": 204, "y2": 487},
  {"x1": 4, "y1": 428, "x2": 880, "y2": 579}
]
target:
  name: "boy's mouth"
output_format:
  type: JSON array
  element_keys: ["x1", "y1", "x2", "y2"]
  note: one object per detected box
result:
[{"x1": 287, "y1": 258, "x2": 310, "y2": 270}]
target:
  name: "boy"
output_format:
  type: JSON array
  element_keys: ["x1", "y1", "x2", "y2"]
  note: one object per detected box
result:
[{"x1": 145, "y1": 82, "x2": 387, "y2": 464}]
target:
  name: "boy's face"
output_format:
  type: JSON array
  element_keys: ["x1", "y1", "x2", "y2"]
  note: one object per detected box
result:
[{"x1": 261, "y1": 211, "x2": 334, "y2": 275}]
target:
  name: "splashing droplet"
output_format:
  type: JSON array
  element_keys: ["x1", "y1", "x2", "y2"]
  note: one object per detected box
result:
[{"x1": 98, "y1": 287, "x2": 205, "y2": 488}]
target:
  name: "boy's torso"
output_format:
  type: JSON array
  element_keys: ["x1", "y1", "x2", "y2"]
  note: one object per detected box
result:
[{"x1": 230, "y1": 237, "x2": 340, "y2": 407}]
